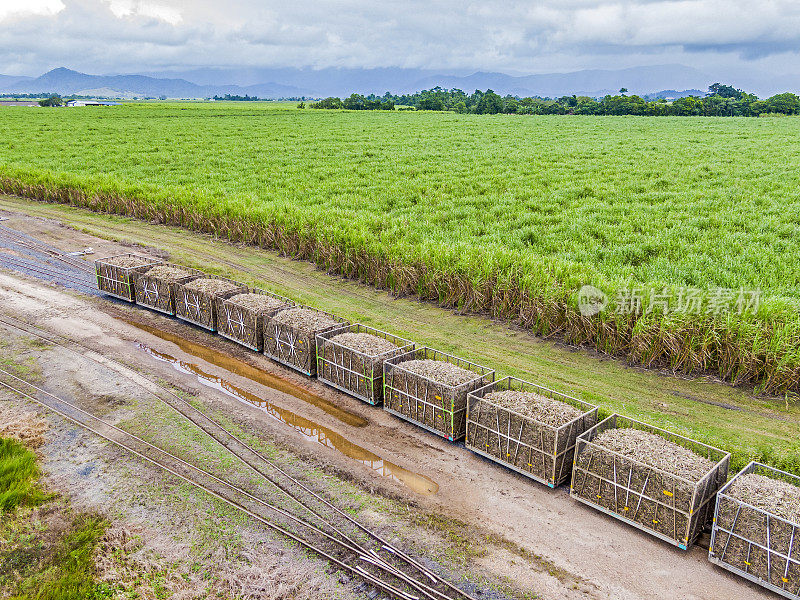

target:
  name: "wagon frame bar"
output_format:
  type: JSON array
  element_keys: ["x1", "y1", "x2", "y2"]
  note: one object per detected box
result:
[
  {"x1": 95, "y1": 253, "x2": 161, "y2": 302},
  {"x1": 217, "y1": 287, "x2": 294, "y2": 351},
  {"x1": 263, "y1": 305, "x2": 349, "y2": 376},
  {"x1": 316, "y1": 324, "x2": 414, "y2": 405}
]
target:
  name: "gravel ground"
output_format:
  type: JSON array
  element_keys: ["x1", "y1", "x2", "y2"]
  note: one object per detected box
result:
[
  {"x1": 483, "y1": 391, "x2": 582, "y2": 427},
  {"x1": 226, "y1": 293, "x2": 289, "y2": 313},
  {"x1": 270, "y1": 307, "x2": 341, "y2": 334},
  {"x1": 590, "y1": 428, "x2": 714, "y2": 481},
  {"x1": 183, "y1": 277, "x2": 243, "y2": 295},
  {"x1": 398, "y1": 359, "x2": 477, "y2": 387},
  {"x1": 329, "y1": 332, "x2": 398, "y2": 356}
]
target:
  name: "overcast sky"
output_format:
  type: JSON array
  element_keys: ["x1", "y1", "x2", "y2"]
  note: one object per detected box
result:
[{"x1": 1, "y1": 0, "x2": 799, "y2": 84}]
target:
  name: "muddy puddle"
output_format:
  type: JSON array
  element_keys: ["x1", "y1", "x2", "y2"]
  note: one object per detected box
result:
[
  {"x1": 124, "y1": 318, "x2": 366, "y2": 428},
  {"x1": 137, "y1": 343, "x2": 438, "y2": 495}
]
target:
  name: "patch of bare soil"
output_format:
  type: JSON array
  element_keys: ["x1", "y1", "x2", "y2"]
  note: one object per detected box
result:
[{"x1": 0, "y1": 403, "x2": 47, "y2": 448}]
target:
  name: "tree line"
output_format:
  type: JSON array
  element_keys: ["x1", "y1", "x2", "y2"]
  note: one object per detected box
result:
[
  {"x1": 309, "y1": 95, "x2": 394, "y2": 110},
  {"x1": 307, "y1": 83, "x2": 800, "y2": 116}
]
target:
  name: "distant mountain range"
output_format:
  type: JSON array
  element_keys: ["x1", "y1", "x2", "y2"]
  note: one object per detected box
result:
[
  {"x1": 135, "y1": 64, "x2": 714, "y2": 98},
  {"x1": 643, "y1": 89, "x2": 706, "y2": 100},
  {"x1": 0, "y1": 64, "x2": 781, "y2": 100},
  {"x1": 0, "y1": 67, "x2": 310, "y2": 99}
]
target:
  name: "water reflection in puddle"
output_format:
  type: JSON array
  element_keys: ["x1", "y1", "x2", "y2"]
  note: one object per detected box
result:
[
  {"x1": 138, "y1": 343, "x2": 438, "y2": 496},
  {"x1": 124, "y1": 318, "x2": 366, "y2": 428}
]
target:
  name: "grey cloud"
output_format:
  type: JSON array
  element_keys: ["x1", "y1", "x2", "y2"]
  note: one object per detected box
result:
[{"x1": 0, "y1": 0, "x2": 799, "y2": 83}]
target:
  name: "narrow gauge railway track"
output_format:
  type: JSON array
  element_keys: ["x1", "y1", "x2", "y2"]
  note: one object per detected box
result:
[
  {"x1": 0, "y1": 313, "x2": 478, "y2": 600},
  {"x1": 0, "y1": 368, "x2": 433, "y2": 600},
  {"x1": 0, "y1": 224, "x2": 98, "y2": 293},
  {"x1": 0, "y1": 254, "x2": 97, "y2": 293},
  {"x1": 0, "y1": 223, "x2": 96, "y2": 274}
]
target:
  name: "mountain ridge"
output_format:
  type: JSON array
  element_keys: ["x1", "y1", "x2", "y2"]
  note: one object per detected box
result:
[
  {"x1": 0, "y1": 67, "x2": 311, "y2": 98},
  {"x1": 0, "y1": 64, "x2": 742, "y2": 99}
]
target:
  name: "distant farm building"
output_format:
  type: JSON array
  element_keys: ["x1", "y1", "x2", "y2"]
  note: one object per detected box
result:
[
  {"x1": 0, "y1": 100, "x2": 39, "y2": 107},
  {"x1": 65, "y1": 100, "x2": 120, "y2": 107}
]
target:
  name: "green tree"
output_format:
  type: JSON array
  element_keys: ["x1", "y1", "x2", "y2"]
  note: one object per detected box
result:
[
  {"x1": 343, "y1": 93, "x2": 367, "y2": 110},
  {"x1": 38, "y1": 94, "x2": 62, "y2": 107},
  {"x1": 418, "y1": 91, "x2": 445, "y2": 110},
  {"x1": 766, "y1": 92, "x2": 800, "y2": 114},
  {"x1": 475, "y1": 89, "x2": 503, "y2": 114},
  {"x1": 309, "y1": 97, "x2": 343, "y2": 109},
  {"x1": 503, "y1": 97, "x2": 519, "y2": 114},
  {"x1": 707, "y1": 83, "x2": 744, "y2": 99}
]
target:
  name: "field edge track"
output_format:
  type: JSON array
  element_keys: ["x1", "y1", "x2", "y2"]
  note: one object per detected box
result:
[{"x1": 0, "y1": 178, "x2": 797, "y2": 397}]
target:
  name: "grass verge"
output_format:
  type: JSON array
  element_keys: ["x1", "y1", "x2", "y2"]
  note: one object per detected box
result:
[{"x1": 0, "y1": 436, "x2": 109, "y2": 600}]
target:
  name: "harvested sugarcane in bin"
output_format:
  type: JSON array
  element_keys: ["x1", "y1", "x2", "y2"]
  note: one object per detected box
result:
[
  {"x1": 173, "y1": 275, "x2": 247, "y2": 331},
  {"x1": 134, "y1": 263, "x2": 202, "y2": 315},
  {"x1": 466, "y1": 376, "x2": 597, "y2": 486},
  {"x1": 384, "y1": 347, "x2": 494, "y2": 440},
  {"x1": 710, "y1": 462, "x2": 800, "y2": 599},
  {"x1": 95, "y1": 254, "x2": 161, "y2": 302},
  {"x1": 570, "y1": 414, "x2": 730, "y2": 549},
  {"x1": 263, "y1": 306, "x2": 348, "y2": 375},
  {"x1": 317, "y1": 324, "x2": 414, "y2": 405},
  {"x1": 216, "y1": 288, "x2": 293, "y2": 351}
]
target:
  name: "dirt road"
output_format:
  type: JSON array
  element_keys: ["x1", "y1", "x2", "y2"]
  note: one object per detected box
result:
[{"x1": 0, "y1": 205, "x2": 777, "y2": 600}]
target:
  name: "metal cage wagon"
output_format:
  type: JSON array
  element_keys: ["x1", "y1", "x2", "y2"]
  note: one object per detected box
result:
[
  {"x1": 384, "y1": 347, "x2": 494, "y2": 441},
  {"x1": 316, "y1": 324, "x2": 414, "y2": 405},
  {"x1": 465, "y1": 376, "x2": 597, "y2": 487},
  {"x1": 263, "y1": 306, "x2": 348, "y2": 376},
  {"x1": 216, "y1": 288, "x2": 294, "y2": 351},
  {"x1": 709, "y1": 462, "x2": 800, "y2": 599},
  {"x1": 134, "y1": 263, "x2": 202, "y2": 316},
  {"x1": 570, "y1": 414, "x2": 730, "y2": 549},
  {"x1": 173, "y1": 274, "x2": 247, "y2": 331},
  {"x1": 95, "y1": 254, "x2": 161, "y2": 302}
]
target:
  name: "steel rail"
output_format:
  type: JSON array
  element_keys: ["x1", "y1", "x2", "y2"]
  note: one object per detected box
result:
[
  {"x1": 0, "y1": 226, "x2": 473, "y2": 599},
  {"x1": 0, "y1": 239, "x2": 95, "y2": 281},
  {"x1": 0, "y1": 314, "x2": 468, "y2": 600},
  {"x1": 0, "y1": 224, "x2": 95, "y2": 273},
  {"x1": 0, "y1": 254, "x2": 97, "y2": 292},
  {"x1": 0, "y1": 368, "x2": 438, "y2": 600}
]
